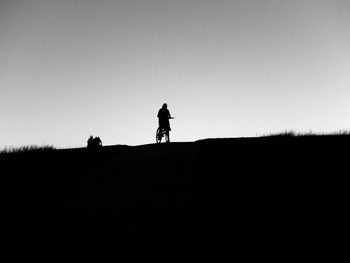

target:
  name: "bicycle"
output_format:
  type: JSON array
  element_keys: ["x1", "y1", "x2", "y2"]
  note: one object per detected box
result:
[{"x1": 156, "y1": 117, "x2": 174, "y2": 144}]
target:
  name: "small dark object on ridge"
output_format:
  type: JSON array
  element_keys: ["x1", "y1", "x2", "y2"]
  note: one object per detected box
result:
[{"x1": 87, "y1": 135, "x2": 102, "y2": 149}]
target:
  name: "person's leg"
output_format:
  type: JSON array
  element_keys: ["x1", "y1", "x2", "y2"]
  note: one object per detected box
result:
[{"x1": 165, "y1": 130, "x2": 170, "y2": 143}]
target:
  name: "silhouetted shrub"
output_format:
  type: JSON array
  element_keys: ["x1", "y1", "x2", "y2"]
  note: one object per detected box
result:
[{"x1": 87, "y1": 136, "x2": 102, "y2": 149}]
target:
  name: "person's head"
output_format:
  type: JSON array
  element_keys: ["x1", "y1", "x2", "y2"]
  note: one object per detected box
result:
[{"x1": 162, "y1": 103, "x2": 167, "y2": 109}]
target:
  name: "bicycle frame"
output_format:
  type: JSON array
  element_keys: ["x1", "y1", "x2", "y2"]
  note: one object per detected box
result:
[
  {"x1": 156, "y1": 127, "x2": 170, "y2": 143},
  {"x1": 156, "y1": 117, "x2": 174, "y2": 144}
]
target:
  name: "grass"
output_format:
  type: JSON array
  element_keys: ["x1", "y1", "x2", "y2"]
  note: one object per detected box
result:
[
  {"x1": 0, "y1": 144, "x2": 56, "y2": 155},
  {"x1": 2, "y1": 129, "x2": 350, "y2": 154},
  {"x1": 261, "y1": 129, "x2": 350, "y2": 137}
]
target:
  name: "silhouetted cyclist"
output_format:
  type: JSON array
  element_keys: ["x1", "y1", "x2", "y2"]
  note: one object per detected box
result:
[{"x1": 157, "y1": 103, "x2": 172, "y2": 141}]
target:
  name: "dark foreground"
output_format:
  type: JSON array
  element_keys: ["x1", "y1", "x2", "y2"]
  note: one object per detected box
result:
[{"x1": 2, "y1": 136, "x2": 349, "y2": 260}]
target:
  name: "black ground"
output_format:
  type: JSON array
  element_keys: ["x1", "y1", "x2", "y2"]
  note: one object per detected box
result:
[{"x1": 2, "y1": 136, "x2": 349, "y2": 260}]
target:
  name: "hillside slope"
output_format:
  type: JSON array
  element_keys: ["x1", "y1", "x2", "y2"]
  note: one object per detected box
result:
[{"x1": 2, "y1": 137, "x2": 349, "y2": 260}]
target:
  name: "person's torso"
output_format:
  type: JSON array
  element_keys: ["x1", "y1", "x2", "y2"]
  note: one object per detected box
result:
[{"x1": 158, "y1": 108, "x2": 169, "y2": 119}]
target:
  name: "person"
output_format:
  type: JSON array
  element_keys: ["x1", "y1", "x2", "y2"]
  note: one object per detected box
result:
[{"x1": 157, "y1": 103, "x2": 172, "y2": 142}]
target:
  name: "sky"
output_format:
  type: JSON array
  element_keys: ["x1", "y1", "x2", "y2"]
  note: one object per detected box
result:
[{"x1": 1, "y1": 0, "x2": 350, "y2": 148}]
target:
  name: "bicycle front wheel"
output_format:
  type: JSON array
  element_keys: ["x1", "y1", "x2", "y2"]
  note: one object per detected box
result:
[{"x1": 156, "y1": 127, "x2": 162, "y2": 143}]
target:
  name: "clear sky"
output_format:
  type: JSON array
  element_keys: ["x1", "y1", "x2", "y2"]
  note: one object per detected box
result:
[{"x1": 1, "y1": 0, "x2": 350, "y2": 148}]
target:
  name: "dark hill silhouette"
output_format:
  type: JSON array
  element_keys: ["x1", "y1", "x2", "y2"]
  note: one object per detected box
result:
[{"x1": 1, "y1": 136, "x2": 349, "y2": 260}]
